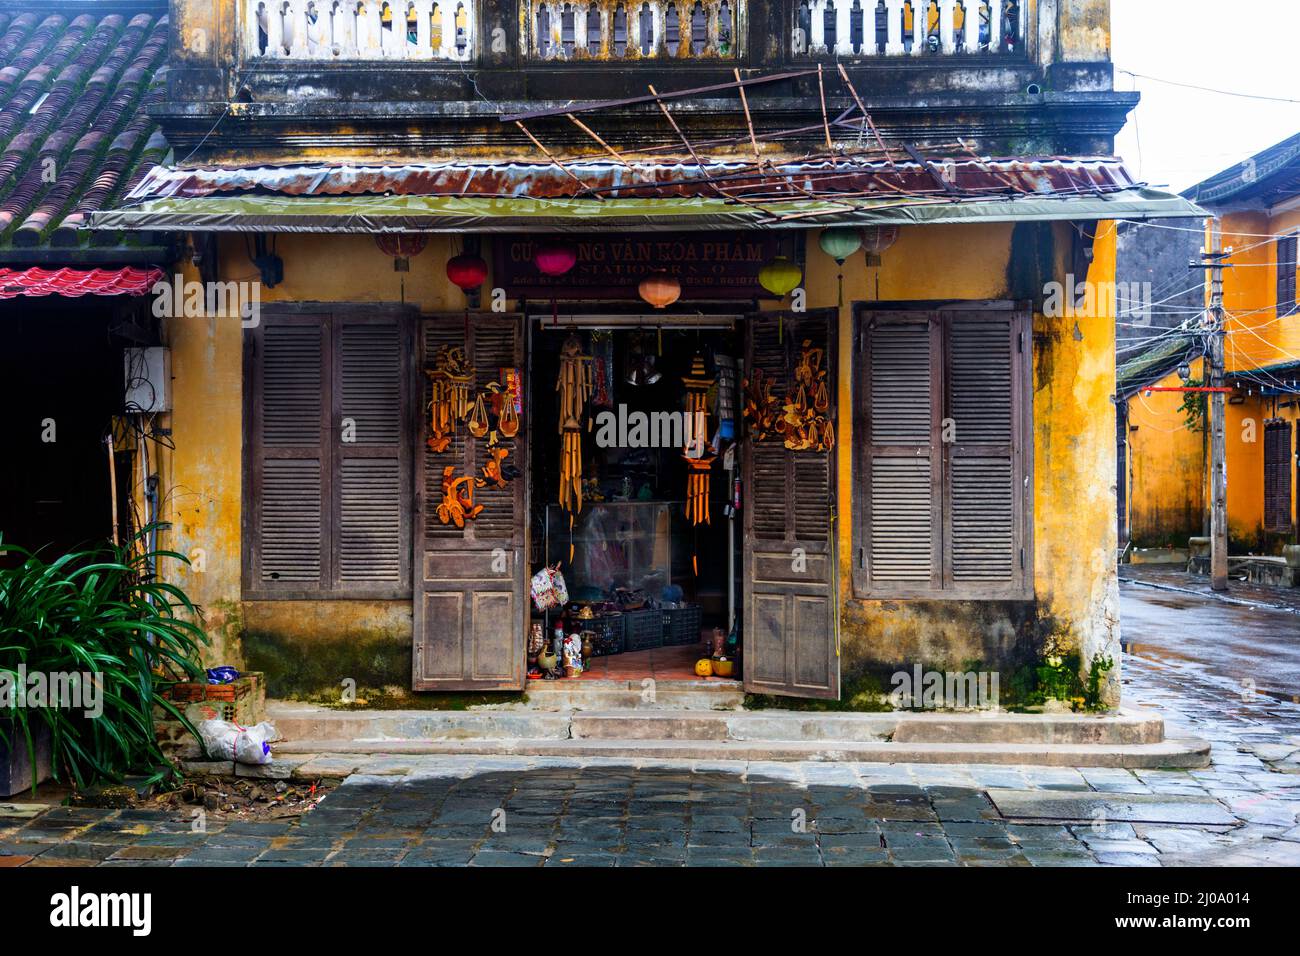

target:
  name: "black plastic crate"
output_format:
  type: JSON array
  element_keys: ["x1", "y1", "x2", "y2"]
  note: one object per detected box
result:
[
  {"x1": 583, "y1": 614, "x2": 625, "y2": 657},
  {"x1": 661, "y1": 605, "x2": 703, "y2": 646},
  {"x1": 623, "y1": 608, "x2": 664, "y2": 652}
]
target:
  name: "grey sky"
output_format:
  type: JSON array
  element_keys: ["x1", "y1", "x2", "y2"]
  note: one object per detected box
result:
[{"x1": 1112, "y1": 0, "x2": 1300, "y2": 193}]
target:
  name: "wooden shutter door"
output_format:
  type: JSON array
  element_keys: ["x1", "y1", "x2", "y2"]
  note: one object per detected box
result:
[
  {"x1": 246, "y1": 314, "x2": 329, "y2": 595},
  {"x1": 334, "y1": 313, "x2": 412, "y2": 594},
  {"x1": 1265, "y1": 420, "x2": 1293, "y2": 532},
  {"x1": 413, "y1": 315, "x2": 527, "y2": 691},
  {"x1": 855, "y1": 312, "x2": 941, "y2": 594},
  {"x1": 944, "y1": 310, "x2": 1028, "y2": 595},
  {"x1": 743, "y1": 310, "x2": 840, "y2": 700}
]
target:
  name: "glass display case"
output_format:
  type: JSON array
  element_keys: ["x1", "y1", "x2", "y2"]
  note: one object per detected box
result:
[{"x1": 544, "y1": 500, "x2": 690, "y2": 602}]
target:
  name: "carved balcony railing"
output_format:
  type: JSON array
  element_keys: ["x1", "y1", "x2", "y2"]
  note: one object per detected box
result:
[
  {"x1": 526, "y1": 1, "x2": 741, "y2": 61},
  {"x1": 794, "y1": 0, "x2": 1025, "y2": 56},
  {"x1": 244, "y1": 0, "x2": 474, "y2": 60}
]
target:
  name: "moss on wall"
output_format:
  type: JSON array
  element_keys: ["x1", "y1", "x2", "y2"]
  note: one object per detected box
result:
[{"x1": 242, "y1": 600, "x2": 412, "y2": 701}]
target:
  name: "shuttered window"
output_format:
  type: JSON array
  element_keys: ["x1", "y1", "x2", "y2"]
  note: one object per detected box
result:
[
  {"x1": 1264, "y1": 419, "x2": 1293, "y2": 533},
  {"x1": 853, "y1": 305, "x2": 1032, "y2": 599},
  {"x1": 1278, "y1": 235, "x2": 1298, "y2": 317},
  {"x1": 244, "y1": 308, "x2": 413, "y2": 599}
]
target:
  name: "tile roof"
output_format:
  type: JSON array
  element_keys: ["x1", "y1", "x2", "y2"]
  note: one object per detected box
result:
[
  {"x1": 0, "y1": 264, "x2": 161, "y2": 297},
  {"x1": 1181, "y1": 130, "x2": 1300, "y2": 210},
  {"x1": 0, "y1": 4, "x2": 171, "y2": 265}
]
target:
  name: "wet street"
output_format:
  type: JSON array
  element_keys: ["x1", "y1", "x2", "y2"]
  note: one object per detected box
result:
[
  {"x1": 2, "y1": 580, "x2": 1299, "y2": 867},
  {"x1": 1121, "y1": 569, "x2": 1300, "y2": 704}
]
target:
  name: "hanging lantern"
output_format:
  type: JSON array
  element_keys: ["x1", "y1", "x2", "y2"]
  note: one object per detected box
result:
[
  {"x1": 638, "y1": 271, "x2": 681, "y2": 309},
  {"x1": 375, "y1": 233, "x2": 429, "y2": 272},
  {"x1": 534, "y1": 240, "x2": 578, "y2": 277},
  {"x1": 861, "y1": 225, "x2": 900, "y2": 266},
  {"x1": 819, "y1": 227, "x2": 863, "y2": 308},
  {"x1": 758, "y1": 256, "x2": 803, "y2": 298},
  {"x1": 818, "y1": 227, "x2": 863, "y2": 264},
  {"x1": 446, "y1": 253, "x2": 488, "y2": 293},
  {"x1": 534, "y1": 240, "x2": 578, "y2": 326}
]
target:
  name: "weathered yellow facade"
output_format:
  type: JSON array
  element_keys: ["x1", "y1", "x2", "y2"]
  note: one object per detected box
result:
[
  {"x1": 1124, "y1": 170, "x2": 1299, "y2": 551},
  {"x1": 154, "y1": 219, "x2": 1123, "y2": 705}
]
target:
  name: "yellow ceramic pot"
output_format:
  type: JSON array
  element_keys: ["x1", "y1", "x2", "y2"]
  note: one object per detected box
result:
[{"x1": 711, "y1": 657, "x2": 733, "y2": 678}]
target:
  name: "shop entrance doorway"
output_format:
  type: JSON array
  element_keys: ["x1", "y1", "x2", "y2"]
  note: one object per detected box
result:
[
  {"x1": 410, "y1": 309, "x2": 840, "y2": 701},
  {"x1": 526, "y1": 316, "x2": 744, "y2": 687}
]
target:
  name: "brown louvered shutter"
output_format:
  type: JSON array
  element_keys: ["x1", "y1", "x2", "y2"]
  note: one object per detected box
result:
[
  {"x1": 946, "y1": 311, "x2": 1024, "y2": 592},
  {"x1": 1278, "y1": 235, "x2": 1297, "y2": 317},
  {"x1": 246, "y1": 309, "x2": 412, "y2": 598},
  {"x1": 859, "y1": 313, "x2": 939, "y2": 592},
  {"x1": 334, "y1": 314, "x2": 411, "y2": 590},
  {"x1": 1264, "y1": 420, "x2": 1293, "y2": 532},
  {"x1": 854, "y1": 304, "x2": 1031, "y2": 599},
  {"x1": 248, "y1": 315, "x2": 328, "y2": 592},
  {"x1": 742, "y1": 310, "x2": 839, "y2": 700}
]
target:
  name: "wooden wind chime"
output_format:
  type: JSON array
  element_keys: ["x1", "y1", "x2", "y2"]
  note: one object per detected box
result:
[
  {"x1": 681, "y1": 354, "x2": 716, "y2": 576},
  {"x1": 556, "y1": 334, "x2": 593, "y2": 519},
  {"x1": 425, "y1": 345, "x2": 473, "y2": 454}
]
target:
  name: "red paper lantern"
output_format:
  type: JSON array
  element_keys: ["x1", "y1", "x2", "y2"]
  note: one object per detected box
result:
[
  {"x1": 446, "y1": 253, "x2": 488, "y2": 292},
  {"x1": 534, "y1": 240, "x2": 577, "y2": 277}
]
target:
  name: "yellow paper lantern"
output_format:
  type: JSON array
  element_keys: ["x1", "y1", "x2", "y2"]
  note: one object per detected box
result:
[{"x1": 758, "y1": 256, "x2": 803, "y2": 298}]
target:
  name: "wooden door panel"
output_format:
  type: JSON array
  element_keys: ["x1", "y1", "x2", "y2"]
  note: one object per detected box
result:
[
  {"x1": 742, "y1": 310, "x2": 839, "y2": 700},
  {"x1": 413, "y1": 315, "x2": 527, "y2": 691}
]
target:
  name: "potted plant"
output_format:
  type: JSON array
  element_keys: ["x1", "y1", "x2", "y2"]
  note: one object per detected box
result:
[{"x1": 0, "y1": 529, "x2": 208, "y2": 796}]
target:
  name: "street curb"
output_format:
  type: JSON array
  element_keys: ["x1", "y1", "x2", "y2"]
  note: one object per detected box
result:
[{"x1": 1120, "y1": 575, "x2": 1300, "y2": 615}]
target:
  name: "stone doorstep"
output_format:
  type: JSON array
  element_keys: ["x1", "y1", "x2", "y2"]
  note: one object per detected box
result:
[
  {"x1": 271, "y1": 737, "x2": 1211, "y2": 770},
  {"x1": 267, "y1": 702, "x2": 1167, "y2": 747}
]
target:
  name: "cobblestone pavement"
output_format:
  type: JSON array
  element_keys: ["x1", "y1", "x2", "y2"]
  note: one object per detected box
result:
[{"x1": 2, "y1": 585, "x2": 1299, "y2": 867}]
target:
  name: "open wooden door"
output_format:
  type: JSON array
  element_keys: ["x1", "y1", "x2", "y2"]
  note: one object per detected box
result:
[
  {"x1": 742, "y1": 310, "x2": 840, "y2": 700},
  {"x1": 413, "y1": 314, "x2": 527, "y2": 691}
]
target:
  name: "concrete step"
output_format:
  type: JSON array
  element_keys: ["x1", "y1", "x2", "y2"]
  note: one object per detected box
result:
[
  {"x1": 273, "y1": 737, "x2": 1211, "y2": 770},
  {"x1": 268, "y1": 703, "x2": 1166, "y2": 747},
  {"x1": 517, "y1": 680, "x2": 745, "y2": 711},
  {"x1": 571, "y1": 710, "x2": 1166, "y2": 745}
]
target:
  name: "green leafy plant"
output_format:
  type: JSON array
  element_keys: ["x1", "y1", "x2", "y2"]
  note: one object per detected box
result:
[
  {"x1": 1177, "y1": 376, "x2": 1208, "y2": 433},
  {"x1": 0, "y1": 529, "x2": 209, "y2": 792}
]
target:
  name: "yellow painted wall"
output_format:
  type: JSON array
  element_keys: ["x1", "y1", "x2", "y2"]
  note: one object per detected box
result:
[
  {"x1": 1126, "y1": 200, "x2": 1300, "y2": 550},
  {"x1": 162, "y1": 221, "x2": 1125, "y2": 704},
  {"x1": 1125, "y1": 362, "x2": 1206, "y2": 546}
]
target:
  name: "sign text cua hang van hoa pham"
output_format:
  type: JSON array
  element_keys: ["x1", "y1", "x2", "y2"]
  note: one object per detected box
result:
[{"x1": 492, "y1": 233, "x2": 783, "y2": 299}]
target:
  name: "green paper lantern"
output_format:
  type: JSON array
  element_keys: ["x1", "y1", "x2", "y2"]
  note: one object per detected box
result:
[
  {"x1": 818, "y1": 227, "x2": 863, "y2": 265},
  {"x1": 758, "y1": 256, "x2": 803, "y2": 298}
]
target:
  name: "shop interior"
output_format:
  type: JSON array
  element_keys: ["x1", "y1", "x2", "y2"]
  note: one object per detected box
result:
[{"x1": 527, "y1": 320, "x2": 743, "y2": 683}]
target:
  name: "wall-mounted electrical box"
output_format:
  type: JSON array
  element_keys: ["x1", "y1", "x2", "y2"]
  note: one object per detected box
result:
[{"x1": 123, "y1": 347, "x2": 172, "y2": 413}]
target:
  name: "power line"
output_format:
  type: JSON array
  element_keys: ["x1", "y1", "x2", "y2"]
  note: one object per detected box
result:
[{"x1": 1118, "y1": 70, "x2": 1300, "y2": 105}]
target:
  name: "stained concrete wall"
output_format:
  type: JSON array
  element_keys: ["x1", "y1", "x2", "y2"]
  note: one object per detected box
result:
[{"x1": 160, "y1": 220, "x2": 1124, "y2": 706}]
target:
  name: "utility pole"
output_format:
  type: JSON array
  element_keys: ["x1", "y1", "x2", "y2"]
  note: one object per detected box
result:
[{"x1": 1205, "y1": 220, "x2": 1229, "y2": 592}]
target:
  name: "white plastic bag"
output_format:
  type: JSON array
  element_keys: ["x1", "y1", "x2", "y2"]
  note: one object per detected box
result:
[{"x1": 198, "y1": 719, "x2": 276, "y2": 765}]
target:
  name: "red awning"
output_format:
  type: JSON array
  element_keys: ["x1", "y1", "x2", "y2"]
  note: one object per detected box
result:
[{"x1": 0, "y1": 266, "x2": 164, "y2": 300}]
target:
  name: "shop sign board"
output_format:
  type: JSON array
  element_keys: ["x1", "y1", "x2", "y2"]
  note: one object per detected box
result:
[{"x1": 492, "y1": 233, "x2": 784, "y2": 299}]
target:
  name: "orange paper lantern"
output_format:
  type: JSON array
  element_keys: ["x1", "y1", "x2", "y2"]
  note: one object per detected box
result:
[{"x1": 638, "y1": 271, "x2": 681, "y2": 309}]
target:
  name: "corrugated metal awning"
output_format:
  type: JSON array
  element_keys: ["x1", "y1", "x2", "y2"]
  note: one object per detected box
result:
[{"x1": 89, "y1": 188, "x2": 1203, "y2": 234}]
